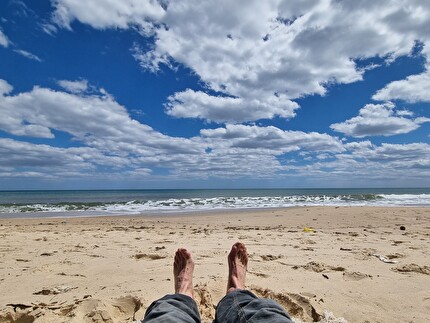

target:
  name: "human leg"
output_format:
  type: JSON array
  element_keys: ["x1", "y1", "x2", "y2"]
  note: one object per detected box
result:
[
  {"x1": 214, "y1": 242, "x2": 293, "y2": 323},
  {"x1": 142, "y1": 248, "x2": 201, "y2": 323},
  {"x1": 215, "y1": 289, "x2": 293, "y2": 323}
]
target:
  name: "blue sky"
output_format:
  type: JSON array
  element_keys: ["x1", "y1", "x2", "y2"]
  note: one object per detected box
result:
[{"x1": 0, "y1": 0, "x2": 429, "y2": 189}]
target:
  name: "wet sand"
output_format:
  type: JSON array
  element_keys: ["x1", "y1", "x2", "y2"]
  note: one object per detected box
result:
[{"x1": 0, "y1": 206, "x2": 429, "y2": 322}]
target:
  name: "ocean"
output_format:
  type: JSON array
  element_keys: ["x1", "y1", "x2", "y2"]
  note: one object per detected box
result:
[{"x1": 0, "y1": 188, "x2": 429, "y2": 218}]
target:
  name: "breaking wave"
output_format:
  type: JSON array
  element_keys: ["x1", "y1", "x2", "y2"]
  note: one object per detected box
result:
[{"x1": 1, "y1": 193, "x2": 429, "y2": 215}]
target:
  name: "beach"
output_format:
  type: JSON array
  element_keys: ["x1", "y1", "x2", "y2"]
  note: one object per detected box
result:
[{"x1": 0, "y1": 206, "x2": 429, "y2": 322}]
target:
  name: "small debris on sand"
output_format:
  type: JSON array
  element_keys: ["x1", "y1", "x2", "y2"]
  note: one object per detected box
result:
[
  {"x1": 34, "y1": 285, "x2": 77, "y2": 295},
  {"x1": 133, "y1": 253, "x2": 166, "y2": 260}
]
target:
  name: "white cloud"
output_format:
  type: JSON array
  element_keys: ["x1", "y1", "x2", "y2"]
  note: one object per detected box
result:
[
  {"x1": 0, "y1": 79, "x2": 13, "y2": 96},
  {"x1": 150, "y1": 0, "x2": 362, "y2": 97},
  {"x1": 373, "y1": 72, "x2": 430, "y2": 103},
  {"x1": 330, "y1": 103, "x2": 429, "y2": 137},
  {"x1": 13, "y1": 49, "x2": 42, "y2": 62},
  {"x1": 395, "y1": 110, "x2": 415, "y2": 117},
  {"x1": 166, "y1": 89, "x2": 299, "y2": 123},
  {"x1": 0, "y1": 138, "x2": 93, "y2": 169},
  {"x1": 284, "y1": 142, "x2": 430, "y2": 186},
  {"x1": 368, "y1": 143, "x2": 430, "y2": 163},
  {"x1": 201, "y1": 124, "x2": 344, "y2": 154},
  {"x1": 344, "y1": 140, "x2": 373, "y2": 152},
  {"x1": 0, "y1": 80, "x2": 352, "y2": 181},
  {"x1": 131, "y1": 43, "x2": 172, "y2": 73},
  {"x1": 0, "y1": 138, "x2": 144, "y2": 182},
  {"x1": 1, "y1": 79, "x2": 429, "y2": 184},
  {"x1": 41, "y1": 23, "x2": 58, "y2": 35},
  {"x1": 51, "y1": 0, "x2": 430, "y2": 123},
  {"x1": 1, "y1": 1, "x2": 429, "y2": 186},
  {"x1": 0, "y1": 79, "x2": 203, "y2": 157},
  {"x1": 134, "y1": 0, "x2": 429, "y2": 122},
  {"x1": 0, "y1": 29, "x2": 10, "y2": 47},
  {"x1": 58, "y1": 79, "x2": 89, "y2": 93},
  {"x1": 51, "y1": 0, "x2": 165, "y2": 32}
]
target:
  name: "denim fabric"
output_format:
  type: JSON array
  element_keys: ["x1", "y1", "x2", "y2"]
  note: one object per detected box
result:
[
  {"x1": 142, "y1": 290, "x2": 292, "y2": 323},
  {"x1": 142, "y1": 293, "x2": 201, "y2": 323},
  {"x1": 214, "y1": 289, "x2": 293, "y2": 323}
]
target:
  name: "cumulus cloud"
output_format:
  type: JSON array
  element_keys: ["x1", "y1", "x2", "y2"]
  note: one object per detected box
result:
[
  {"x1": 330, "y1": 103, "x2": 429, "y2": 137},
  {"x1": 373, "y1": 72, "x2": 430, "y2": 103},
  {"x1": 286, "y1": 141, "x2": 430, "y2": 186},
  {"x1": 343, "y1": 141, "x2": 430, "y2": 166},
  {"x1": 166, "y1": 89, "x2": 299, "y2": 123},
  {"x1": 58, "y1": 79, "x2": 89, "y2": 93},
  {"x1": 368, "y1": 143, "x2": 430, "y2": 163},
  {"x1": 0, "y1": 79, "x2": 13, "y2": 96},
  {"x1": 50, "y1": 0, "x2": 430, "y2": 123},
  {"x1": 148, "y1": 1, "x2": 361, "y2": 97},
  {"x1": 201, "y1": 124, "x2": 344, "y2": 154},
  {"x1": 0, "y1": 137, "x2": 144, "y2": 182},
  {"x1": 1, "y1": 79, "x2": 429, "y2": 184},
  {"x1": 135, "y1": 0, "x2": 430, "y2": 123},
  {"x1": 0, "y1": 29, "x2": 10, "y2": 47},
  {"x1": 51, "y1": 0, "x2": 165, "y2": 33},
  {"x1": 0, "y1": 138, "x2": 94, "y2": 169},
  {"x1": 5, "y1": 0, "x2": 430, "y2": 185},
  {"x1": 0, "y1": 79, "x2": 356, "y2": 181},
  {"x1": 0, "y1": 79, "x2": 202, "y2": 157}
]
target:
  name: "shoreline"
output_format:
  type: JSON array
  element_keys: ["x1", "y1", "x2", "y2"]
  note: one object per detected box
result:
[
  {"x1": 1, "y1": 203, "x2": 429, "y2": 220},
  {"x1": 1, "y1": 206, "x2": 429, "y2": 322},
  {"x1": 0, "y1": 206, "x2": 299, "y2": 220},
  {"x1": 2, "y1": 188, "x2": 429, "y2": 217}
]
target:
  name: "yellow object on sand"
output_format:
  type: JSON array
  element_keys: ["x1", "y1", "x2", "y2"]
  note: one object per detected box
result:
[{"x1": 303, "y1": 227, "x2": 314, "y2": 232}]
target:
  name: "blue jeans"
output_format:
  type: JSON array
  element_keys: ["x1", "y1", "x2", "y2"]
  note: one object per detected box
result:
[{"x1": 142, "y1": 289, "x2": 293, "y2": 323}]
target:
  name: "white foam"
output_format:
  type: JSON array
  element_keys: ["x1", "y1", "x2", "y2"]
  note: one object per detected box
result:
[{"x1": 1, "y1": 193, "x2": 429, "y2": 215}]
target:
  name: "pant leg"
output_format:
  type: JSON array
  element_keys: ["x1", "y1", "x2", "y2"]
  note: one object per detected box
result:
[
  {"x1": 142, "y1": 294, "x2": 201, "y2": 323},
  {"x1": 214, "y1": 289, "x2": 293, "y2": 323}
]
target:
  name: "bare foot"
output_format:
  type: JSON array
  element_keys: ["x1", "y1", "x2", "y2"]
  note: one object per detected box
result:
[
  {"x1": 227, "y1": 242, "x2": 248, "y2": 293},
  {"x1": 174, "y1": 248, "x2": 195, "y2": 298}
]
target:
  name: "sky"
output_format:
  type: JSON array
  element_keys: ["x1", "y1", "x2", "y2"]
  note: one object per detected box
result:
[{"x1": 0, "y1": 0, "x2": 429, "y2": 190}]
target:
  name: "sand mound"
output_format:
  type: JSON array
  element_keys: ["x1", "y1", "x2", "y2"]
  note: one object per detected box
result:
[
  {"x1": 342, "y1": 271, "x2": 371, "y2": 281},
  {"x1": 0, "y1": 296, "x2": 143, "y2": 323},
  {"x1": 165, "y1": 285, "x2": 346, "y2": 323},
  {"x1": 193, "y1": 283, "x2": 215, "y2": 322},
  {"x1": 293, "y1": 311, "x2": 349, "y2": 323},
  {"x1": 251, "y1": 285, "x2": 322, "y2": 322},
  {"x1": 293, "y1": 261, "x2": 345, "y2": 273},
  {"x1": 133, "y1": 253, "x2": 166, "y2": 260},
  {"x1": 393, "y1": 264, "x2": 430, "y2": 275}
]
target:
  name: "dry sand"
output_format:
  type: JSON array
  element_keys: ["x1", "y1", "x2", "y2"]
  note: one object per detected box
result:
[{"x1": 0, "y1": 206, "x2": 429, "y2": 322}]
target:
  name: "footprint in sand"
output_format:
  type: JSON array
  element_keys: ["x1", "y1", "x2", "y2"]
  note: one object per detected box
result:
[{"x1": 342, "y1": 271, "x2": 372, "y2": 281}]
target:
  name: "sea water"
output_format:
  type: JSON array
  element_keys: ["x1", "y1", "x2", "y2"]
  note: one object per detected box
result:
[{"x1": 0, "y1": 188, "x2": 429, "y2": 218}]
